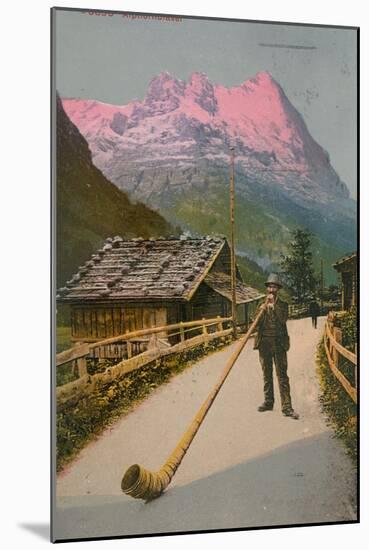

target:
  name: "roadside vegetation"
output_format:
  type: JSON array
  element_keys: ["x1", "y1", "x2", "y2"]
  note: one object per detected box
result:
[
  {"x1": 56, "y1": 326, "x2": 72, "y2": 353},
  {"x1": 316, "y1": 308, "x2": 357, "y2": 462},
  {"x1": 56, "y1": 336, "x2": 233, "y2": 472}
]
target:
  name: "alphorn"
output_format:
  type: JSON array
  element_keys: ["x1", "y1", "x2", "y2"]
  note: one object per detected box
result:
[{"x1": 121, "y1": 304, "x2": 266, "y2": 501}]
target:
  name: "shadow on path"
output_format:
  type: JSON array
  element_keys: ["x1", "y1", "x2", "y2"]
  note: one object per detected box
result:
[{"x1": 54, "y1": 431, "x2": 356, "y2": 541}]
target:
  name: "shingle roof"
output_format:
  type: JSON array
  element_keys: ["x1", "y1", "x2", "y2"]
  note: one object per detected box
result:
[
  {"x1": 205, "y1": 272, "x2": 265, "y2": 304},
  {"x1": 333, "y1": 251, "x2": 357, "y2": 269},
  {"x1": 57, "y1": 236, "x2": 226, "y2": 303}
]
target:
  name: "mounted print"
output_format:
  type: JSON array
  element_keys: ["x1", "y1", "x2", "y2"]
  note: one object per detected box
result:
[{"x1": 51, "y1": 7, "x2": 358, "y2": 543}]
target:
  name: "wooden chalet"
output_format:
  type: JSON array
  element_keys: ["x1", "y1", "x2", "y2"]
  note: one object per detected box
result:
[
  {"x1": 57, "y1": 236, "x2": 264, "y2": 343},
  {"x1": 333, "y1": 252, "x2": 357, "y2": 311}
]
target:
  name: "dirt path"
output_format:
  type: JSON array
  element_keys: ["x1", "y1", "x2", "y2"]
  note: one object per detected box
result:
[{"x1": 54, "y1": 317, "x2": 357, "y2": 540}]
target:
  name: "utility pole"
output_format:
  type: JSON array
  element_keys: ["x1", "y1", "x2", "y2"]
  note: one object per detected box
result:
[
  {"x1": 320, "y1": 259, "x2": 324, "y2": 309},
  {"x1": 227, "y1": 160, "x2": 302, "y2": 335},
  {"x1": 229, "y1": 146, "x2": 237, "y2": 337}
]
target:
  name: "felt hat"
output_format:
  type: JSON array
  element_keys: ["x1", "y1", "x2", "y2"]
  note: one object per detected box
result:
[{"x1": 264, "y1": 273, "x2": 283, "y2": 288}]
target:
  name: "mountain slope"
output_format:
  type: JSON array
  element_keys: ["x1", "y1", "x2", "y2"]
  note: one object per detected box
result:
[
  {"x1": 61, "y1": 71, "x2": 356, "y2": 282},
  {"x1": 62, "y1": 71, "x2": 351, "y2": 208},
  {"x1": 161, "y1": 186, "x2": 350, "y2": 284},
  {"x1": 56, "y1": 94, "x2": 175, "y2": 286}
]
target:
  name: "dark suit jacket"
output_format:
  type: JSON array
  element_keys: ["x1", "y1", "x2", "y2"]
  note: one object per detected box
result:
[
  {"x1": 309, "y1": 300, "x2": 320, "y2": 316},
  {"x1": 253, "y1": 298, "x2": 290, "y2": 351}
]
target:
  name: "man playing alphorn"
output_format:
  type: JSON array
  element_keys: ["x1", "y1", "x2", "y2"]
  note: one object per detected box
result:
[{"x1": 254, "y1": 273, "x2": 299, "y2": 419}]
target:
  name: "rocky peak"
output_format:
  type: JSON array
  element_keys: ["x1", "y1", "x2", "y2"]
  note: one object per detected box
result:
[
  {"x1": 62, "y1": 70, "x2": 351, "y2": 205},
  {"x1": 253, "y1": 70, "x2": 276, "y2": 84},
  {"x1": 144, "y1": 72, "x2": 186, "y2": 116},
  {"x1": 240, "y1": 71, "x2": 283, "y2": 102},
  {"x1": 189, "y1": 71, "x2": 211, "y2": 89},
  {"x1": 146, "y1": 72, "x2": 185, "y2": 101},
  {"x1": 187, "y1": 71, "x2": 218, "y2": 115}
]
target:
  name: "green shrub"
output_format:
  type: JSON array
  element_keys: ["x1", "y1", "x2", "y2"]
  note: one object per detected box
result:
[
  {"x1": 337, "y1": 307, "x2": 357, "y2": 352},
  {"x1": 56, "y1": 326, "x2": 72, "y2": 353},
  {"x1": 316, "y1": 340, "x2": 357, "y2": 462},
  {"x1": 56, "y1": 336, "x2": 232, "y2": 472},
  {"x1": 56, "y1": 363, "x2": 79, "y2": 387}
]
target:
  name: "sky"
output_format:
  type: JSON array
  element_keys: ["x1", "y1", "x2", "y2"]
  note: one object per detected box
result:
[{"x1": 54, "y1": 8, "x2": 358, "y2": 199}]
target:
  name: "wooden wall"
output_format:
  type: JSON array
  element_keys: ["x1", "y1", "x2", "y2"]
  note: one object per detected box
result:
[
  {"x1": 336, "y1": 259, "x2": 357, "y2": 311},
  {"x1": 71, "y1": 304, "x2": 169, "y2": 341},
  {"x1": 213, "y1": 244, "x2": 243, "y2": 281},
  {"x1": 190, "y1": 283, "x2": 228, "y2": 321}
]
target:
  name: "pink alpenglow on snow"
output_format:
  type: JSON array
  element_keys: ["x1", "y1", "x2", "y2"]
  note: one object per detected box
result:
[
  {"x1": 63, "y1": 71, "x2": 310, "y2": 161},
  {"x1": 61, "y1": 70, "x2": 349, "y2": 205}
]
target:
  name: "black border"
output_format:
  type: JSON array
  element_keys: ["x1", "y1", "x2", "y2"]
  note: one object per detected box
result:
[
  {"x1": 356, "y1": 25, "x2": 360, "y2": 526},
  {"x1": 51, "y1": 6, "x2": 57, "y2": 545},
  {"x1": 50, "y1": 6, "x2": 360, "y2": 544},
  {"x1": 54, "y1": 519, "x2": 356, "y2": 544}
]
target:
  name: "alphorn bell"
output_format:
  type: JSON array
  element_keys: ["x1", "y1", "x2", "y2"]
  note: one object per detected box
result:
[{"x1": 121, "y1": 303, "x2": 266, "y2": 501}]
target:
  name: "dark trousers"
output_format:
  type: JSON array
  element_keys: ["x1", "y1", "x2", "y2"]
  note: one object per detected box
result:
[
  {"x1": 258, "y1": 337, "x2": 292, "y2": 411},
  {"x1": 311, "y1": 315, "x2": 317, "y2": 328}
]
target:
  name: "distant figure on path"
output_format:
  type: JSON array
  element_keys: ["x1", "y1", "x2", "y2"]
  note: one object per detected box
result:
[
  {"x1": 309, "y1": 297, "x2": 320, "y2": 329},
  {"x1": 253, "y1": 273, "x2": 299, "y2": 420}
]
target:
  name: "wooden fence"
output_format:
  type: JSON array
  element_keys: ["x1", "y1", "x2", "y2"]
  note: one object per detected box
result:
[
  {"x1": 288, "y1": 304, "x2": 309, "y2": 319},
  {"x1": 323, "y1": 318, "x2": 357, "y2": 403},
  {"x1": 288, "y1": 301, "x2": 340, "y2": 319},
  {"x1": 56, "y1": 316, "x2": 233, "y2": 410}
]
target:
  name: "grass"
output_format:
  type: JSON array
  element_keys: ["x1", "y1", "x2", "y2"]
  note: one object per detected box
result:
[
  {"x1": 56, "y1": 336, "x2": 233, "y2": 473},
  {"x1": 56, "y1": 326, "x2": 77, "y2": 386},
  {"x1": 56, "y1": 326, "x2": 72, "y2": 353},
  {"x1": 316, "y1": 339, "x2": 357, "y2": 462},
  {"x1": 162, "y1": 185, "x2": 347, "y2": 286}
]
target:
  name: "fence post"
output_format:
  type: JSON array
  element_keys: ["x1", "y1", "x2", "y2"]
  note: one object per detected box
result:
[
  {"x1": 71, "y1": 360, "x2": 78, "y2": 376},
  {"x1": 202, "y1": 318, "x2": 208, "y2": 336},
  {"x1": 217, "y1": 315, "x2": 223, "y2": 332},
  {"x1": 127, "y1": 340, "x2": 132, "y2": 358},
  {"x1": 325, "y1": 325, "x2": 332, "y2": 361},
  {"x1": 325, "y1": 323, "x2": 331, "y2": 355},
  {"x1": 77, "y1": 357, "x2": 87, "y2": 377},
  {"x1": 180, "y1": 322, "x2": 185, "y2": 343},
  {"x1": 148, "y1": 333, "x2": 158, "y2": 351},
  {"x1": 327, "y1": 311, "x2": 334, "y2": 332},
  {"x1": 332, "y1": 327, "x2": 342, "y2": 368}
]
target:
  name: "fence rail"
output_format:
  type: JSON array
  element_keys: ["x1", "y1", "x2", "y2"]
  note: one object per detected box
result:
[
  {"x1": 288, "y1": 304, "x2": 309, "y2": 318},
  {"x1": 288, "y1": 301, "x2": 340, "y2": 319},
  {"x1": 56, "y1": 316, "x2": 233, "y2": 410},
  {"x1": 323, "y1": 319, "x2": 357, "y2": 403},
  {"x1": 56, "y1": 316, "x2": 231, "y2": 367}
]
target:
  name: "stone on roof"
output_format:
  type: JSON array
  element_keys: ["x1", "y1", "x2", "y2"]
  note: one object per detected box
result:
[
  {"x1": 57, "y1": 236, "x2": 226, "y2": 303},
  {"x1": 333, "y1": 251, "x2": 357, "y2": 270}
]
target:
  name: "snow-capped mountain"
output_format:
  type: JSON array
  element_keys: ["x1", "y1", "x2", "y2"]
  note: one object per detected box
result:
[
  {"x1": 62, "y1": 71, "x2": 350, "y2": 210},
  {"x1": 56, "y1": 93, "x2": 174, "y2": 286},
  {"x1": 61, "y1": 71, "x2": 356, "y2": 277}
]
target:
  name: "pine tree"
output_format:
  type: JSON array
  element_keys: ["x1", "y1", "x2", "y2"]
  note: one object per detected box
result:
[{"x1": 280, "y1": 229, "x2": 317, "y2": 304}]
